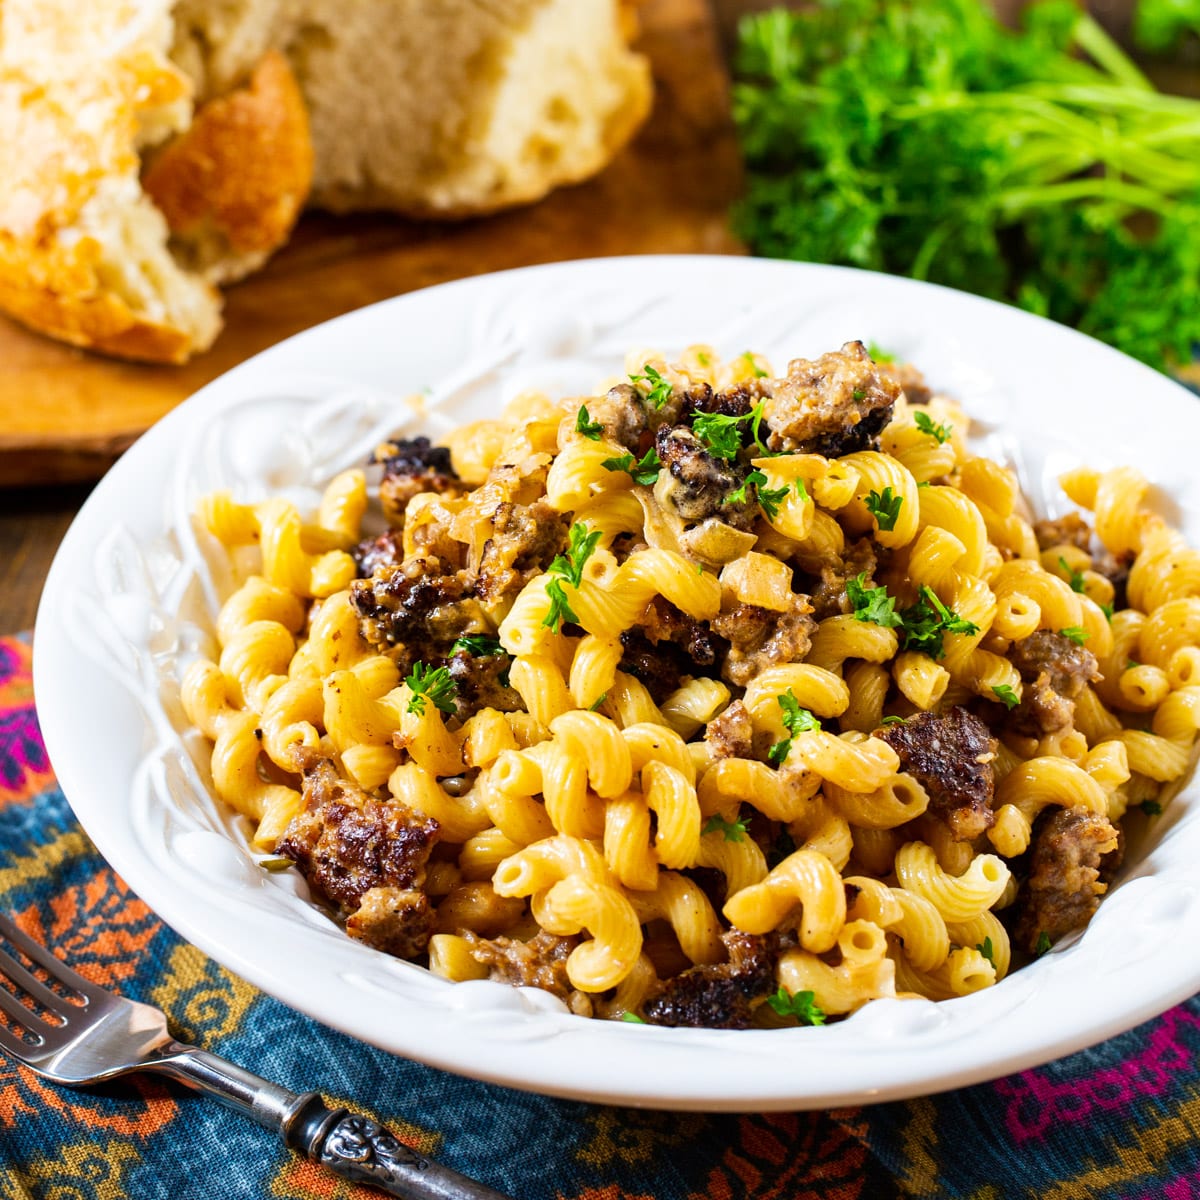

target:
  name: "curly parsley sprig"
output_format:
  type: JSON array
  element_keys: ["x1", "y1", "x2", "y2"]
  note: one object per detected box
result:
[
  {"x1": 629, "y1": 363, "x2": 673, "y2": 410},
  {"x1": 767, "y1": 985, "x2": 827, "y2": 1026},
  {"x1": 542, "y1": 523, "x2": 603, "y2": 632},
  {"x1": 574, "y1": 406, "x2": 604, "y2": 440},
  {"x1": 865, "y1": 486, "x2": 903, "y2": 532},
  {"x1": 602, "y1": 447, "x2": 663, "y2": 486},
  {"x1": 900, "y1": 586, "x2": 980, "y2": 660},
  {"x1": 405, "y1": 662, "x2": 457, "y2": 716},
  {"x1": 767, "y1": 689, "x2": 821, "y2": 765}
]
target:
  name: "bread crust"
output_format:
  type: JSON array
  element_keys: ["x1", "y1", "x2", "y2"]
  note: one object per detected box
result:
[{"x1": 143, "y1": 50, "x2": 313, "y2": 273}]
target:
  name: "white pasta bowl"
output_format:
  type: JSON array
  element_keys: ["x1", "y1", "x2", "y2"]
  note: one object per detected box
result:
[{"x1": 34, "y1": 255, "x2": 1200, "y2": 1111}]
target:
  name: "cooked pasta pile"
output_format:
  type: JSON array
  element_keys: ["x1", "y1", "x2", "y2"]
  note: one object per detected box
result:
[{"x1": 183, "y1": 341, "x2": 1200, "y2": 1027}]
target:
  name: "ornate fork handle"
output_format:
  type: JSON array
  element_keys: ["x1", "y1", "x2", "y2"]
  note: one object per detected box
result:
[{"x1": 153, "y1": 1043, "x2": 513, "y2": 1200}]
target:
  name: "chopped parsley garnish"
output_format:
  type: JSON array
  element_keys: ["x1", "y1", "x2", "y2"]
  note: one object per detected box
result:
[
  {"x1": 880, "y1": 715, "x2": 907, "y2": 725},
  {"x1": 726, "y1": 468, "x2": 767, "y2": 508},
  {"x1": 543, "y1": 523, "x2": 602, "y2": 632},
  {"x1": 588, "y1": 693, "x2": 608, "y2": 712},
  {"x1": 899, "y1": 585, "x2": 979, "y2": 660},
  {"x1": 693, "y1": 409, "x2": 752, "y2": 461},
  {"x1": 852, "y1": 389, "x2": 866, "y2": 401},
  {"x1": 1126, "y1": 659, "x2": 1141, "y2": 671},
  {"x1": 913, "y1": 410, "x2": 952, "y2": 444},
  {"x1": 574, "y1": 405, "x2": 604, "y2": 440},
  {"x1": 696, "y1": 350, "x2": 712, "y2": 367},
  {"x1": 1060, "y1": 626, "x2": 1089, "y2": 645},
  {"x1": 847, "y1": 572, "x2": 902, "y2": 628},
  {"x1": 992, "y1": 684, "x2": 1020, "y2": 710},
  {"x1": 977, "y1": 937, "x2": 996, "y2": 969},
  {"x1": 1140, "y1": 799, "x2": 1163, "y2": 817},
  {"x1": 917, "y1": 480, "x2": 930, "y2": 488},
  {"x1": 865, "y1": 486, "x2": 903, "y2": 532},
  {"x1": 757, "y1": 479, "x2": 791, "y2": 521},
  {"x1": 1034, "y1": 931, "x2": 1053, "y2": 957},
  {"x1": 405, "y1": 662, "x2": 457, "y2": 716},
  {"x1": 867, "y1": 342, "x2": 895, "y2": 364},
  {"x1": 741, "y1": 351, "x2": 768, "y2": 378},
  {"x1": 602, "y1": 446, "x2": 663, "y2": 486},
  {"x1": 1058, "y1": 556, "x2": 1087, "y2": 594},
  {"x1": 630, "y1": 363, "x2": 673, "y2": 410},
  {"x1": 450, "y1": 634, "x2": 504, "y2": 657},
  {"x1": 1100, "y1": 601, "x2": 1115, "y2": 622},
  {"x1": 619, "y1": 1012, "x2": 646, "y2": 1024},
  {"x1": 766, "y1": 985, "x2": 827, "y2": 1026},
  {"x1": 769, "y1": 690, "x2": 820, "y2": 765},
  {"x1": 703, "y1": 814, "x2": 749, "y2": 842},
  {"x1": 259, "y1": 857, "x2": 294, "y2": 873}
]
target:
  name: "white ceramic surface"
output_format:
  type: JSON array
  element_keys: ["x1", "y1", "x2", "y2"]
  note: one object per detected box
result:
[{"x1": 34, "y1": 256, "x2": 1200, "y2": 1111}]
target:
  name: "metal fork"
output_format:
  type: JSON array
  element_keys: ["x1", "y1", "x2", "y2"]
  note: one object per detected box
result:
[{"x1": 0, "y1": 912, "x2": 513, "y2": 1200}]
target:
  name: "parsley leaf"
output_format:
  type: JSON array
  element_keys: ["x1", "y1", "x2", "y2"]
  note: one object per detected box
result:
[
  {"x1": 770, "y1": 689, "x2": 820, "y2": 765},
  {"x1": 977, "y1": 937, "x2": 996, "y2": 969},
  {"x1": 1034, "y1": 931, "x2": 1053, "y2": 957},
  {"x1": 880, "y1": 715, "x2": 907, "y2": 725},
  {"x1": 757, "y1": 479, "x2": 791, "y2": 521},
  {"x1": 1059, "y1": 626, "x2": 1089, "y2": 645},
  {"x1": 450, "y1": 634, "x2": 504, "y2": 657},
  {"x1": 867, "y1": 341, "x2": 895, "y2": 365},
  {"x1": 575, "y1": 405, "x2": 604, "y2": 440},
  {"x1": 619, "y1": 1012, "x2": 647, "y2": 1024},
  {"x1": 992, "y1": 684, "x2": 1020, "y2": 710},
  {"x1": 1100, "y1": 600, "x2": 1115, "y2": 622},
  {"x1": 542, "y1": 524, "x2": 602, "y2": 632},
  {"x1": 702, "y1": 814, "x2": 749, "y2": 842},
  {"x1": 588, "y1": 692, "x2": 608, "y2": 712},
  {"x1": 865, "y1": 486, "x2": 903, "y2": 532},
  {"x1": 846, "y1": 572, "x2": 903, "y2": 628},
  {"x1": 630, "y1": 364, "x2": 673, "y2": 410},
  {"x1": 1140, "y1": 799, "x2": 1164, "y2": 817},
  {"x1": 913, "y1": 410, "x2": 952, "y2": 444},
  {"x1": 1058, "y1": 555, "x2": 1087, "y2": 594},
  {"x1": 917, "y1": 480, "x2": 930, "y2": 489},
  {"x1": 405, "y1": 662, "x2": 457, "y2": 716},
  {"x1": 693, "y1": 409, "x2": 751, "y2": 461},
  {"x1": 766, "y1": 985, "x2": 827, "y2": 1026},
  {"x1": 899, "y1": 586, "x2": 979, "y2": 660},
  {"x1": 726, "y1": 468, "x2": 766, "y2": 507},
  {"x1": 602, "y1": 447, "x2": 663, "y2": 486}
]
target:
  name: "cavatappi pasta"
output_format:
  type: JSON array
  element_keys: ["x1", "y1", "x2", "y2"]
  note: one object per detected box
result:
[{"x1": 184, "y1": 339, "x2": 1200, "y2": 1028}]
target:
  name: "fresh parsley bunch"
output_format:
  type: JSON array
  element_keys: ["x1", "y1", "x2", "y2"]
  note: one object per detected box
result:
[{"x1": 733, "y1": 0, "x2": 1200, "y2": 370}]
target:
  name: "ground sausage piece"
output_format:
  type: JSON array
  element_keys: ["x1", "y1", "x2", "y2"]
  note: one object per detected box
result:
[
  {"x1": 620, "y1": 599, "x2": 727, "y2": 703},
  {"x1": 277, "y1": 756, "x2": 440, "y2": 958},
  {"x1": 350, "y1": 557, "x2": 487, "y2": 666},
  {"x1": 476, "y1": 500, "x2": 568, "y2": 604},
  {"x1": 582, "y1": 383, "x2": 649, "y2": 452},
  {"x1": 654, "y1": 425, "x2": 755, "y2": 529},
  {"x1": 1008, "y1": 630, "x2": 1100, "y2": 737},
  {"x1": 1014, "y1": 806, "x2": 1122, "y2": 952},
  {"x1": 879, "y1": 359, "x2": 933, "y2": 406},
  {"x1": 352, "y1": 530, "x2": 406, "y2": 577},
  {"x1": 679, "y1": 380, "x2": 765, "y2": 422},
  {"x1": 639, "y1": 597, "x2": 726, "y2": 668},
  {"x1": 1033, "y1": 513, "x2": 1092, "y2": 553},
  {"x1": 444, "y1": 649, "x2": 523, "y2": 718},
  {"x1": 711, "y1": 596, "x2": 817, "y2": 689},
  {"x1": 461, "y1": 930, "x2": 592, "y2": 1015},
  {"x1": 706, "y1": 699, "x2": 755, "y2": 759},
  {"x1": 805, "y1": 538, "x2": 879, "y2": 621},
  {"x1": 643, "y1": 931, "x2": 778, "y2": 1029},
  {"x1": 372, "y1": 437, "x2": 460, "y2": 525},
  {"x1": 762, "y1": 341, "x2": 900, "y2": 457},
  {"x1": 618, "y1": 629, "x2": 684, "y2": 702},
  {"x1": 876, "y1": 707, "x2": 997, "y2": 841}
]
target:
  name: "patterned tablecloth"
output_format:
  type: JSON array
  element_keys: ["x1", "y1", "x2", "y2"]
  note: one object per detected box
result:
[{"x1": 3, "y1": 630, "x2": 1199, "y2": 1200}]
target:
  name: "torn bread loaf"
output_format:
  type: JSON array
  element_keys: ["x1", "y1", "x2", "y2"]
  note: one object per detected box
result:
[{"x1": 0, "y1": 1, "x2": 652, "y2": 363}]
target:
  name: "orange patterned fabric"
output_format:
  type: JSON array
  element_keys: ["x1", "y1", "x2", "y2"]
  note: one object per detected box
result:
[{"x1": 2, "y1": 632, "x2": 1198, "y2": 1199}]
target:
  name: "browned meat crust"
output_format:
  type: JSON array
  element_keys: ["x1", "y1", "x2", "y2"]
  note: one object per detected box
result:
[
  {"x1": 762, "y1": 340, "x2": 900, "y2": 457},
  {"x1": 643, "y1": 931, "x2": 778, "y2": 1029},
  {"x1": 876, "y1": 707, "x2": 997, "y2": 840},
  {"x1": 352, "y1": 529, "x2": 406, "y2": 577},
  {"x1": 679, "y1": 380, "x2": 765, "y2": 423},
  {"x1": 620, "y1": 598, "x2": 727, "y2": 703},
  {"x1": 350, "y1": 556, "x2": 487, "y2": 668},
  {"x1": 805, "y1": 538, "x2": 879, "y2": 621},
  {"x1": 654, "y1": 425, "x2": 755, "y2": 529},
  {"x1": 277, "y1": 756, "x2": 440, "y2": 958},
  {"x1": 1014, "y1": 806, "x2": 1122, "y2": 952},
  {"x1": 476, "y1": 500, "x2": 569, "y2": 604},
  {"x1": 445, "y1": 648, "x2": 523, "y2": 717},
  {"x1": 711, "y1": 597, "x2": 816, "y2": 689},
  {"x1": 372, "y1": 437, "x2": 460, "y2": 525},
  {"x1": 461, "y1": 930, "x2": 581, "y2": 1001},
  {"x1": 706, "y1": 699, "x2": 755, "y2": 760},
  {"x1": 1007, "y1": 630, "x2": 1100, "y2": 738}
]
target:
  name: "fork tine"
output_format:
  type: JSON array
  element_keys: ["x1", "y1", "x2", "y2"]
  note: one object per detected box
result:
[
  {"x1": 0, "y1": 912, "x2": 101, "y2": 1000},
  {"x1": 0, "y1": 976, "x2": 57, "y2": 1040},
  {"x1": 0, "y1": 943, "x2": 83, "y2": 1019}
]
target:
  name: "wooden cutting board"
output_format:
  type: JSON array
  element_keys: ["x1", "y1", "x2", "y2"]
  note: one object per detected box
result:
[{"x1": 0, "y1": 0, "x2": 743, "y2": 487}]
